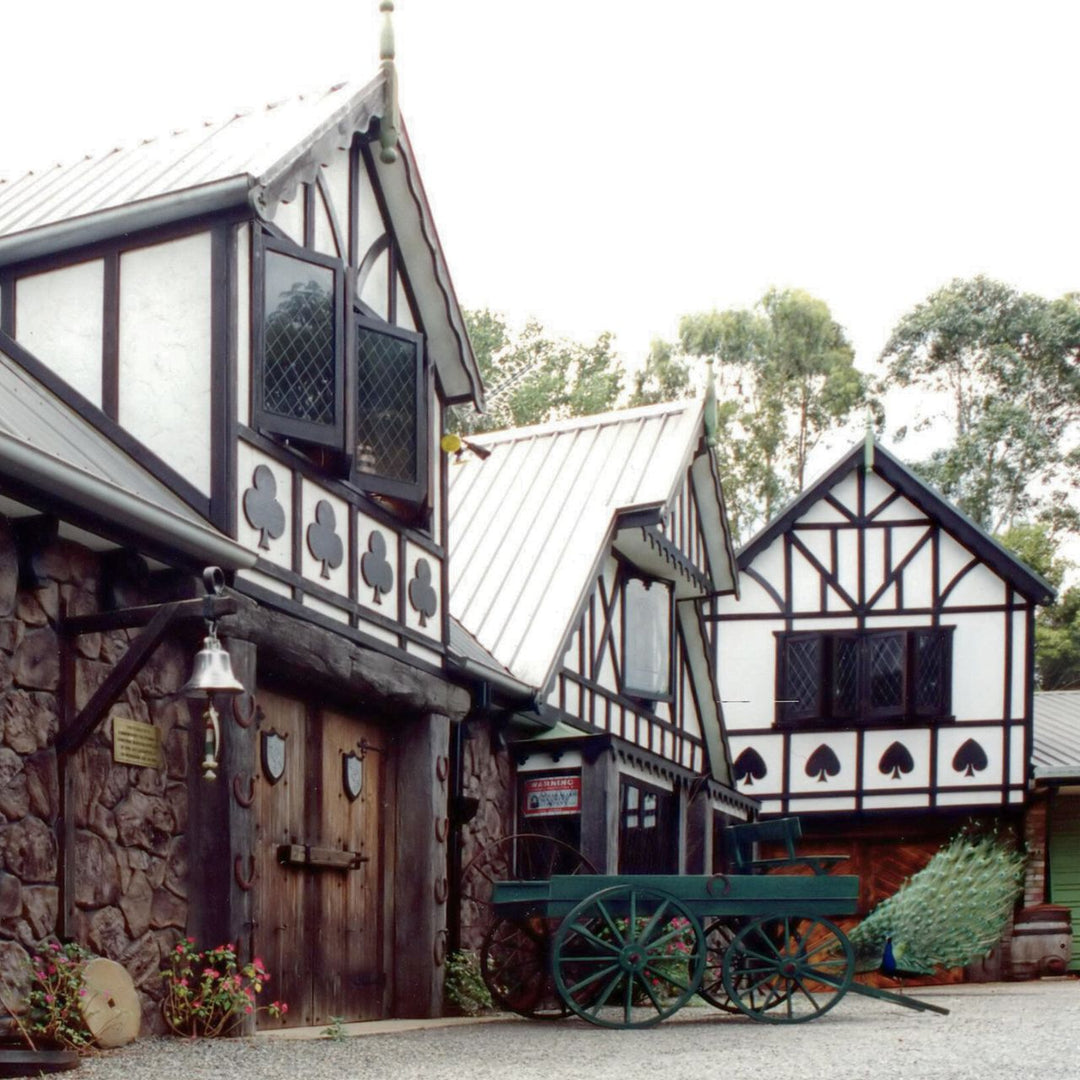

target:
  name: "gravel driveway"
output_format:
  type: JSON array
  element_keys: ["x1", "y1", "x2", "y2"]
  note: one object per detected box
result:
[{"x1": 74, "y1": 980, "x2": 1079, "y2": 1080}]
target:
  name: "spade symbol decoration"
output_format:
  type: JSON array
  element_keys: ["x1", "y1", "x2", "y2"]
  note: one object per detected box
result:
[
  {"x1": 952, "y1": 738, "x2": 988, "y2": 778},
  {"x1": 242, "y1": 465, "x2": 285, "y2": 550},
  {"x1": 805, "y1": 744, "x2": 841, "y2": 784},
  {"x1": 733, "y1": 747, "x2": 767, "y2": 786},
  {"x1": 361, "y1": 531, "x2": 394, "y2": 605},
  {"x1": 879, "y1": 741, "x2": 915, "y2": 781},
  {"x1": 307, "y1": 500, "x2": 344, "y2": 579},
  {"x1": 408, "y1": 558, "x2": 438, "y2": 627}
]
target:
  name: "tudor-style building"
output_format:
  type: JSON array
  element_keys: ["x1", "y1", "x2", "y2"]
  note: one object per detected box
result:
[
  {"x1": 0, "y1": 64, "x2": 486, "y2": 1027},
  {"x1": 446, "y1": 399, "x2": 754, "y2": 946},
  {"x1": 710, "y1": 438, "x2": 1054, "y2": 909}
]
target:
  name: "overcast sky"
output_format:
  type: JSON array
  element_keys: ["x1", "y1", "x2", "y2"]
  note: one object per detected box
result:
[{"x1": 4, "y1": 0, "x2": 1079, "y2": 388}]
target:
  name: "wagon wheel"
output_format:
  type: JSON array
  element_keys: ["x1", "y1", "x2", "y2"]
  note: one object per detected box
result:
[
  {"x1": 721, "y1": 915, "x2": 854, "y2": 1024},
  {"x1": 481, "y1": 915, "x2": 570, "y2": 1020},
  {"x1": 699, "y1": 919, "x2": 791, "y2": 1014},
  {"x1": 459, "y1": 834, "x2": 597, "y2": 950},
  {"x1": 552, "y1": 885, "x2": 705, "y2": 1029}
]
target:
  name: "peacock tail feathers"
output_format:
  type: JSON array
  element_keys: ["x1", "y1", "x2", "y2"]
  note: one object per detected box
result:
[{"x1": 847, "y1": 829, "x2": 1025, "y2": 975}]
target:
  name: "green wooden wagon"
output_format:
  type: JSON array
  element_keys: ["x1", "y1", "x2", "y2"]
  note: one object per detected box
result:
[{"x1": 482, "y1": 819, "x2": 950, "y2": 1028}]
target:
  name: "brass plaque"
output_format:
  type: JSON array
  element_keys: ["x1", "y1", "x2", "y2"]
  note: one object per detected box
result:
[{"x1": 112, "y1": 718, "x2": 163, "y2": 769}]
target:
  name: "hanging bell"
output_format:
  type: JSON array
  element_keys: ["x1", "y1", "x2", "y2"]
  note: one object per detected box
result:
[{"x1": 181, "y1": 625, "x2": 245, "y2": 697}]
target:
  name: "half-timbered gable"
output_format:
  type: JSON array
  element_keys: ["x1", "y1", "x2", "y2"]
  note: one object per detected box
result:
[
  {"x1": 0, "y1": 57, "x2": 484, "y2": 1029},
  {"x1": 0, "y1": 73, "x2": 482, "y2": 667},
  {"x1": 712, "y1": 439, "x2": 1053, "y2": 821},
  {"x1": 448, "y1": 401, "x2": 752, "y2": 880}
]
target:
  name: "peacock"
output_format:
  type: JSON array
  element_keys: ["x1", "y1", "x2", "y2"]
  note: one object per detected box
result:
[{"x1": 846, "y1": 830, "x2": 1026, "y2": 977}]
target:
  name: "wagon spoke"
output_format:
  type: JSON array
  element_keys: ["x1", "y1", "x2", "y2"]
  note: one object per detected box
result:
[
  {"x1": 567, "y1": 961, "x2": 621, "y2": 997},
  {"x1": 569, "y1": 920, "x2": 622, "y2": 955}
]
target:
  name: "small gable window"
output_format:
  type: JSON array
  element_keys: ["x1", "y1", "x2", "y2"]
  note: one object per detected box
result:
[
  {"x1": 621, "y1": 574, "x2": 673, "y2": 701},
  {"x1": 778, "y1": 626, "x2": 953, "y2": 726},
  {"x1": 253, "y1": 232, "x2": 428, "y2": 508},
  {"x1": 354, "y1": 315, "x2": 427, "y2": 502},
  {"x1": 254, "y1": 239, "x2": 345, "y2": 449}
]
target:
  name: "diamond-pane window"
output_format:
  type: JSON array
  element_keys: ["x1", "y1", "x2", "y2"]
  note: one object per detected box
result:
[
  {"x1": 355, "y1": 322, "x2": 422, "y2": 486},
  {"x1": 784, "y1": 637, "x2": 822, "y2": 719},
  {"x1": 255, "y1": 239, "x2": 344, "y2": 450},
  {"x1": 913, "y1": 630, "x2": 949, "y2": 715},
  {"x1": 832, "y1": 636, "x2": 858, "y2": 717},
  {"x1": 869, "y1": 634, "x2": 904, "y2": 710}
]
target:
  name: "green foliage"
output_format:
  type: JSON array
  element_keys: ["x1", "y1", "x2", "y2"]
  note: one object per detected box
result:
[
  {"x1": 443, "y1": 950, "x2": 492, "y2": 1016},
  {"x1": 451, "y1": 310, "x2": 624, "y2": 434},
  {"x1": 880, "y1": 277, "x2": 1080, "y2": 534},
  {"x1": 27, "y1": 941, "x2": 94, "y2": 1052},
  {"x1": 161, "y1": 939, "x2": 287, "y2": 1037},
  {"x1": 997, "y1": 522, "x2": 1080, "y2": 689},
  {"x1": 320, "y1": 1016, "x2": 347, "y2": 1041},
  {"x1": 847, "y1": 829, "x2": 1025, "y2": 975},
  {"x1": 640, "y1": 288, "x2": 873, "y2": 542}
]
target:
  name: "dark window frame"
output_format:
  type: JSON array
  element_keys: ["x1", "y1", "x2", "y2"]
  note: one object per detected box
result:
[
  {"x1": 352, "y1": 312, "x2": 429, "y2": 504},
  {"x1": 252, "y1": 229, "x2": 430, "y2": 508},
  {"x1": 619, "y1": 570, "x2": 675, "y2": 703},
  {"x1": 618, "y1": 777, "x2": 677, "y2": 875},
  {"x1": 776, "y1": 626, "x2": 953, "y2": 726},
  {"x1": 252, "y1": 232, "x2": 346, "y2": 450}
]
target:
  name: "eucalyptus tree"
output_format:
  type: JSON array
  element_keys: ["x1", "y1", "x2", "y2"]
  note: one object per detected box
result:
[
  {"x1": 880, "y1": 277, "x2": 1080, "y2": 534},
  {"x1": 451, "y1": 309, "x2": 624, "y2": 434}
]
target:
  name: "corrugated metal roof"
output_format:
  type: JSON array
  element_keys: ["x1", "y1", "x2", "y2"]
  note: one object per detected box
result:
[
  {"x1": 0, "y1": 80, "x2": 381, "y2": 238},
  {"x1": 1033, "y1": 691, "x2": 1080, "y2": 775},
  {"x1": 448, "y1": 400, "x2": 708, "y2": 691}
]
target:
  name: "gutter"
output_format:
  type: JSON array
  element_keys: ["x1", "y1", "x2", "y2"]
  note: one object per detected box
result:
[
  {"x1": 0, "y1": 429, "x2": 256, "y2": 571},
  {"x1": 449, "y1": 655, "x2": 538, "y2": 706},
  {"x1": 0, "y1": 177, "x2": 253, "y2": 267},
  {"x1": 1032, "y1": 765, "x2": 1080, "y2": 782}
]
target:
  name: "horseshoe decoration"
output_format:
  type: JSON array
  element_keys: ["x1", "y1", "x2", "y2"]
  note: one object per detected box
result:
[
  {"x1": 232, "y1": 693, "x2": 257, "y2": 729},
  {"x1": 234, "y1": 855, "x2": 256, "y2": 892},
  {"x1": 435, "y1": 755, "x2": 450, "y2": 783},
  {"x1": 434, "y1": 877, "x2": 449, "y2": 905},
  {"x1": 434, "y1": 817, "x2": 449, "y2": 843},
  {"x1": 232, "y1": 774, "x2": 256, "y2": 809},
  {"x1": 433, "y1": 932, "x2": 447, "y2": 967}
]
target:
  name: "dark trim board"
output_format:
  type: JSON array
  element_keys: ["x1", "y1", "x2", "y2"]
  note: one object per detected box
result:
[{"x1": 707, "y1": 602, "x2": 1032, "y2": 622}]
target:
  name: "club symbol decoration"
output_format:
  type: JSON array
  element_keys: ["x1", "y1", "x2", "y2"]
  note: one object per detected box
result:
[
  {"x1": 242, "y1": 465, "x2": 285, "y2": 550},
  {"x1": 952, "y1": 738, "x2": 988, "y2": 778},
  {"x1": 408, "y1": 558, "x2": 438, "y2": 627},
  {"x1": 307, "y1": 500, "x2": 344, "y2": 579},
  {"x1": 733, "y1": 747, "x2": 767, "y2": 786},
  {"x1": 879, "y1": 741, "x2": 915, "y2": 781},
  {"x1": 805, "y1": 744, "x2": 841, "y2": 784},
  {"x1": 361, "y1": 530, "x2": 394, "y2": 605}
]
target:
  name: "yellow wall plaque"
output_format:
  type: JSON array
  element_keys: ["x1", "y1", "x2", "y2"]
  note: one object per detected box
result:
[{"x1": 112, "y1": 718, "x2": 164, "y2": 769}]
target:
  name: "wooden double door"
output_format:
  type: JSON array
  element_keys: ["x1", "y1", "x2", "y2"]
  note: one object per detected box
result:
[{"x1": 253, "y1": 688, "x2": 391, "y2": 1027}]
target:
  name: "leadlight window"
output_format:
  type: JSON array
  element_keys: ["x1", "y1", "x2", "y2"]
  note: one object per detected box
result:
[
  {"x1": 354, "y1": 315, "x2": 427, "y2": 501},
  {"x1": 254, "y1": 240, "x2": 344, "y2": 448},
  {"x1": 778, "y1": 627, "x2": 953, "y2": 725},
  {"x1": 621, "y1": 575, "x2": 673, "y2": 700}
]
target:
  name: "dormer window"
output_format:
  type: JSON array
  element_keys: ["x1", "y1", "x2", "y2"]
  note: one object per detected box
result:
[
  {"x1": 253, "y1": 231, "x2": 428, "y2": 508},
  {"x1": 254, "y1": 238, "x2": 345, "y2": 449},
  {"x1": 621, "y1": 574, "x2": 673, "y2": 700}
]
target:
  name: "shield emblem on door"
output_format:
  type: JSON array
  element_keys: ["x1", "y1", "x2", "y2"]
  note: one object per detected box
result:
[
  {"x1": 343, "y1": 751, "x2": 364, "y2": 801},
  {"x1": 261, "y1": 729, "x2": 287, "y2": 785}
]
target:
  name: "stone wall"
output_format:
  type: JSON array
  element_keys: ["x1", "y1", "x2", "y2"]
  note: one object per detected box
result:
[
  {"x1": 456, "y1": 718, "x2": 514, "y2": 952},
  {"x1": 0, "y1": 523, "x2": 193, "y2": 1033}
]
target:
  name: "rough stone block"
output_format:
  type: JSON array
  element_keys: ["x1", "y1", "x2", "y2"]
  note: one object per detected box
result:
[
  {"x1": 0, "y1": 871, "x2": 21, "y2": 919},
  {"x1": 164, "y1": 728, "x2": 189, "y2": 781},
  {"x1": 122, "y1": 931, "x2": 163, "y2": 992},
  {"x1": 0, "y1": 939, "x2": 30, "y2": 1002},
  {"x1": 24, "y1": 750, "x2": 58, "y2": 823},
  {"x1": 86, "y1": 905, "x2": 128, "y2": 959},
  {"x1": 15, "y1": 587, "x2": 54, "y2": 629},
  {"x1": 73, "y1": 830, "x2": 120, "y2": 907},
  {"x1": 150, "y1": 887, "x2": 186, "y2": 931},
  {"x1": 119, "y1": 870, "x2": 153, "y2": 939},
  {"x1": 114, "y1": 790, "x2": 175, "y2": 855},
  {"x1": 138, "y1": 639, "x2": 187, "y2": 699},
  {"x1": 0, "y1": 767, "x2": 28, "y2": 821},
  {"x1": 3, "y1": 690, "x2": 58, "y2": 754},
  {"x1": 74, "y1": 657, "x2": 109, "y2": 711},
  {"x1": 164, "y1": 836, "x2": 188, "y2": 899},
  {"x1": 164, "y1": 782, "x2": 187, "y2": 835},
  {"x1": 0, "y1": 815, "x2": 57, "y2": 882},
  {"x1": 0, "y1": 619, "x2": 21, "y2": 654},
  {"x1": 21, "y1": 884, "x2": 57, "y2": 939}
]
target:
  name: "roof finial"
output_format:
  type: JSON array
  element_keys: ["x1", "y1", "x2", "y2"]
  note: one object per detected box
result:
[
  {"x1": 863, "y1": 407, "x2": 875, "y2": 471},
  {"x1": 379, "y1": 1, "x2": 400, "y2": 164},
  {"x1": 704, "y1": 358, "x2": 718, "y2": 448}
]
